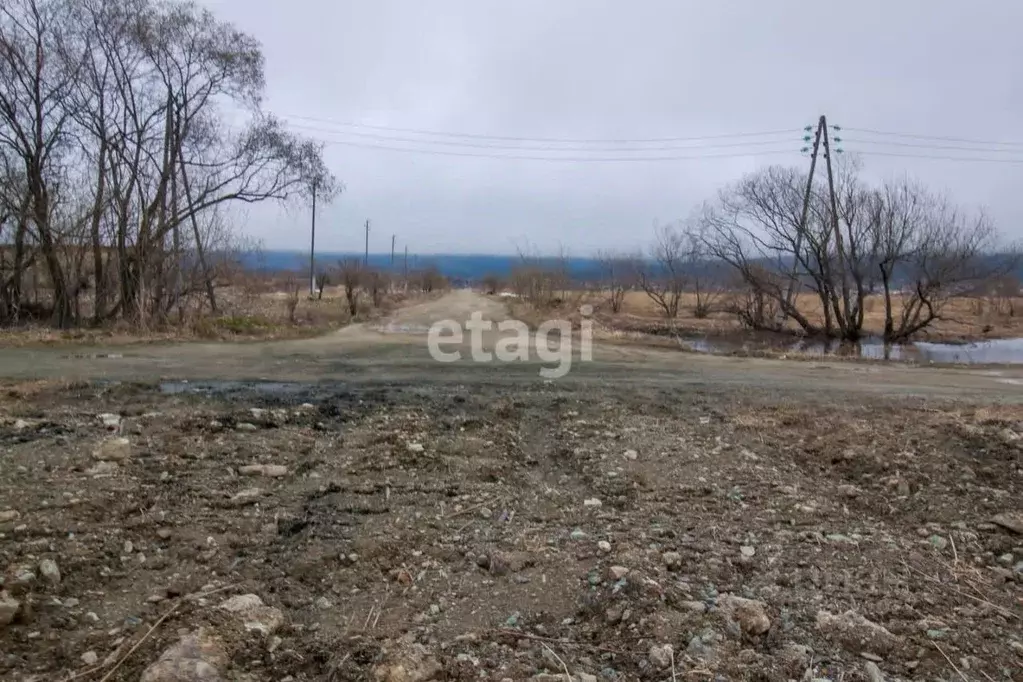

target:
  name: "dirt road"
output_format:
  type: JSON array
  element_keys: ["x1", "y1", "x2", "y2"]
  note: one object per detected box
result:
[{"x1": 0, "y1": 289, "x2": 1019, "y2": 402}]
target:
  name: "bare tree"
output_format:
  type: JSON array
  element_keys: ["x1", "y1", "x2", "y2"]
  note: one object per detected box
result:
[
  {"x1": 636, "y1": 224, "x2": 687, "y2": 319},
  {"x1": 366, "y1": 269, "x2": 388, "y2": 308},
  {"x1": 481, "y1": 273, "x2": 502, "y2": 295},
  {"x1": 702, "y1": 162, "x2": 1018, "y2": 341},
  {"x1": 337, "y1": 257, "x2": 361, "y2": 316},
  {"x1": 595, "y1": 249, "x2": 634, "y2": 313},
  {"x1": 0, "y1": 0, "x2": 337, "y2": 329},
  {"x1": 314, "y1": 270, "x2": 330, "y2": 300}
]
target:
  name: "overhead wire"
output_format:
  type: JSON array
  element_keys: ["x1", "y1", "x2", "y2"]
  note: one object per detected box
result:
[
  {"x1": 310, "y1": 138, "x2": 801, "y2": 162},
  {"x1": 285, "y1": 121, "x2": 798, "y2": 152},
  {"x1": 841, "y1": 126, "x2": 1023, "y2": 148},
  {"x1": 278, "y1": 112, "x2": 798, "y2": 145},
  {"x1": 235, "y1": 112, "x2": 1023, "y2": 165}
]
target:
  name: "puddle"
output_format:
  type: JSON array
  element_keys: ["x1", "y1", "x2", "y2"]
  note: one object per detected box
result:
[
  {"x1": 159, "y1": 380, "x2": 310, "y2": 395},
  {"x1": 680, "y1": 335, "x2": 1023, "y2": 365}
]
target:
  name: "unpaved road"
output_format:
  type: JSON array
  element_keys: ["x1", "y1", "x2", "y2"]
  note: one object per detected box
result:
[{"x1": 0, "y1": 289, "x2": 1019, "y2": 402}]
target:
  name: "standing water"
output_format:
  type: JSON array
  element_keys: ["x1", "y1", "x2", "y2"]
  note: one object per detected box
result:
[{"x1": 681, "y1": 336, "x2": 1023, "y2": 365}]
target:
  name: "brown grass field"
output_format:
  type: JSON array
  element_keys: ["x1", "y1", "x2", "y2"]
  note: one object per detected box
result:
[
  {"x1": 594, "y1": 290, "x2": 1023, "y2": 342},
  {"x1": 0, "y1": 284, "x2": 421, "y2": 348}
]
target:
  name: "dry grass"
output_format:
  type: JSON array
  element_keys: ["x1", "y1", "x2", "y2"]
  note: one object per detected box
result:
[
  {"x1": 0, "y1": 283, "x2": 422, "y2": 348},
  {"x1": 599, "y1": 290, "x2": 1023, "y2": 341}
]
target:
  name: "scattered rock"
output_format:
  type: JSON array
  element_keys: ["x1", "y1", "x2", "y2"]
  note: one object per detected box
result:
[
  {"x1": 662, "y1": 551, "x2": 682, "y2": 569},
  {"x1": 778, "y1": 643, "x2": 813, "y2": 674},
  {"x1": 608, "y1": 566, "x2": 630, "y2": 581},
  {"x1": 992, "y1": 513, "x2": 1023, "y2": 535},
  {"x1": 0, "y1": 591, "x2": 20, "y2": 626},
  {"x1": 816, "y1": 610, "x2": 901, "y2": 656},
  {"x1": 81, "y1": 651, "x2": 99, "y2": 666},
  {"x1": 315, "y1": 596, "x2": 333, "y2": 610},
  {"x1": 372, "y1": 643, "x2": 442, "y2": 681},
  {"x1": 569, "y1": 528, "x2": 587, "y2": 541},
  {"x1": 740, "y1": 545, "x2": 756, "y2": 558},
  {"x1": 98, "y1": 413, "x2": 121, "y2": 431},
  {"x1": 680, "y1": 600, "x2": 707, "y2": 614},
  {"x1": 648, "y1": 643, "x2": 673, "y2": 669},
  {"x1": 826, "y1": 533, "x2": 859, "y2": 545},
  {"x1": 140, "y1": 629, "x2": 227, "y2": 682},
  {"x1": 92, "y1": 437, "x2": 131, "y2": 462},
  {"x1": 235, "y1": 423, "x2": 258, "y2": 432},
  {"x1": 597, "y1": 540, "x2": 612, "y2": 553},
  {"x1": 718, "y1": 594, "x2": 771, "y2": 636},
  {"x1": 218, "y1": 594, "x2": 283, "y2": 636},
  {"x1": 583, "y1": 498, "x2": 602, "y2": 507},
  {"x1": 228, "y1": 488, "x2": 263, "y2": 507},
  {"x1": 6, "y1": 566, "x2": 36, "y2": 595},
  {"x1": 0, "y1": 510, "x2": 20, "y2": 523},
  {"x1": 406, "y1": 442, "x2": 425, "y2": 454},
  {"x1": 238, "y1": 464, "x2": 289, "y2": 478},
  {"x1": 838, "y1": 484, "x2": 861, "y2": 498},
  {"x1": 38, "y1": 559, "x2": 61, "y2": 585},
  {"x1": 864, "y1": 661, "x2": 886, "y2": 682},
  {"x1": 687, "y1": 635, "x2": 713, "y2": 660},
  {"x1": 86, "y1": 461, "x2": 119, "y2": 477},
  {"x1": 927, "y1": 535, "x2": 949, "y2": 551},
  {"x1": 623, "y1": 449, "x2": 638, "y2": 460},
  {"x1": 481, "y1": 551, "x2": 533, "y2": 576}
]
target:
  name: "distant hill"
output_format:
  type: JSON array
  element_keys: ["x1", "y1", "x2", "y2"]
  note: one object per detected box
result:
[
  {"x1": 244, "y1": 250, "x2": 604, "y2": 282},
  {"x1": 243, "y1": 249, "x2": 1022, "y2": 287}
]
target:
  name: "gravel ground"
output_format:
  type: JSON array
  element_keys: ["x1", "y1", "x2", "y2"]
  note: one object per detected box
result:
[{"x1": 1, "y1": 378, "x2": 1021, "y2": 681}]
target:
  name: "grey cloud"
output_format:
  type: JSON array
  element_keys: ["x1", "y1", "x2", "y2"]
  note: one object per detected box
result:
[{"x1": 204, "y1": 0, "x2": 1023, "y2": 253}]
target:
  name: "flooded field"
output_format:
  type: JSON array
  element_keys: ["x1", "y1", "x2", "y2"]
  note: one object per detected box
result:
[{"x1": 681, "y1": 335, "x2": 1023, "y2": 365}]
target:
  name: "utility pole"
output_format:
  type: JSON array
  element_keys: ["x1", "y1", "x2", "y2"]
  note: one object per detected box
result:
[
  {"x1": 390, "y1": 234, "x2": 396, "y2": 268},
  {"x1": 403, "y1": 245, "x2": 408, "y2": 291},
  {"x1": 309, "y1": 180, "x2": 317, "y2": 297},
  {"x1": 783, "y1": 117, "x2": 824, "y2": 317},
  {"x1": 364, "y1": 220, "x2": 370, "y2": 268},
  {"x1": 821, "y1": 115, "x2": 850, "y2": 332}
]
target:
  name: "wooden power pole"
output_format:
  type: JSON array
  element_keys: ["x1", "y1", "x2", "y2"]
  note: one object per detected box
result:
[
  {"x1": 821, "y1": 115, "x2": 851, "y2": 330},
  {"x1": 782, "y1": 116, "x2": 824, "y2": 316},
  {"x1": 309, "y1": 181, "x2": 317, "y2": 297},
  {"x1": 390, "y1": 234, "x2": 396, "y2": 268},
  {"x1": 364, "y1": 220, "x2": 370, "y2": 268}
]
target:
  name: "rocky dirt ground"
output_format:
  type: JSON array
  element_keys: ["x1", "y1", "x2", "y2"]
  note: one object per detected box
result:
[{"x1": 1, "y1": 378, "x2": 1022, "y2": 682}]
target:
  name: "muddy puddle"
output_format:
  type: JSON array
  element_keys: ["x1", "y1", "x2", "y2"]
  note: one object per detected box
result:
[{"x1": 680, "y1": 335, "x2": 1023, "y2": 365}]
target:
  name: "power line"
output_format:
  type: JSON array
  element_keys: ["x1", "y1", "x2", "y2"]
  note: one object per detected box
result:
[
  {"x1": 855, "y1": 150, "x2": 1023, "y2": 164},
  {"x1": 845, "y1": 138, "x2": 1023, "y2": 154},
  {"x1": 279, "y1": 112, "x2": 797, "y2": 144},
  {"x1": 843, "y1": 126, "x2": 1023, "y2": 148},
  {"x1": 286, "y1": 122, "x2": 797, "y2": 152},
  {"x1": 312, "y1": 138, "x2": 800, "y2": 162}
]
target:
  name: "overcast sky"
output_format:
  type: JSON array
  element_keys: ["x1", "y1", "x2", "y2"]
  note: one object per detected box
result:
[{"x1": 202, "y1": 0, "x2": 1023, "y2": 256}]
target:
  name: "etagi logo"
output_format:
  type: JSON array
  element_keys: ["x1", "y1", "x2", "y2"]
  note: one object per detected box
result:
[{"x1": 427, "y1": 306, "x2": 594, "y2": 379}]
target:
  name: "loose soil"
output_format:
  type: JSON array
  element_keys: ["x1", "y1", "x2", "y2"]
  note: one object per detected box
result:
[
  {"x1": 1, "y1": 379, "x2": 1021, "y2": 681},
  {"x1": 0, "y1": 292, "x2": 1021, "y2": 681}
]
